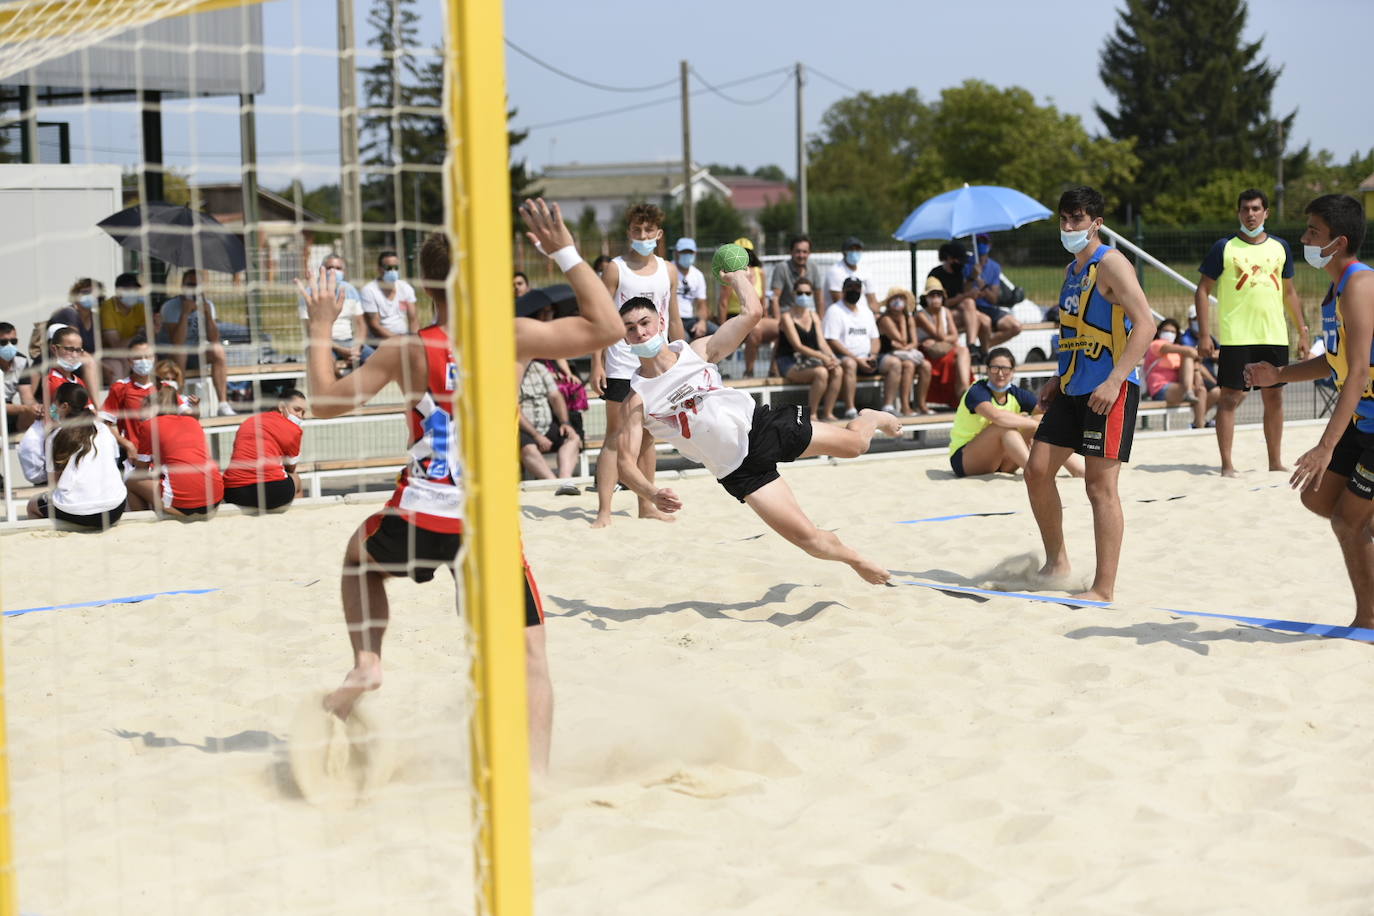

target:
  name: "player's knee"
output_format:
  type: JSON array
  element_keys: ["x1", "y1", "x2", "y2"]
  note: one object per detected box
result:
[
  {"x1": 1218, "y1": 390, "x2": 1244, "y2": 409},
  {"x1": 1329, "y1": 501, "x2": 1369, "y2": 541},
  {"x1": 1084, "y1": 475, "x2": 1117, "y2": 505},
  {"x1": 1300, "y1": 487, "x2": 1333, "y2": 518}
]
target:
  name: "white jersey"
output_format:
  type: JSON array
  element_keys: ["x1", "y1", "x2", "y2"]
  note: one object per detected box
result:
[
  {"x1": 630, "y1": 340, "x2": 756, "y2": 479},
  {"x1": 605, "y1": 255, "x2": 672, "y2": 379}
]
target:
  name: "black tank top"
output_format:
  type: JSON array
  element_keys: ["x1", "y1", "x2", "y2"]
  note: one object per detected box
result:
[{"x1": 778, "y1": 313, "x2": 820, "y2": 360}]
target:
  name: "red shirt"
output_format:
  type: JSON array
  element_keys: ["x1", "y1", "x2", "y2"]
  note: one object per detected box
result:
[
  {"x1": 386, "y1": 324, "x2": 463, "y2": 533},
  {"x1": 100, "y1": 377, "x2": 156, "y2": 445},
  {"x1": 136, "y1": 414, "x2": 224, "y2": 508},
  {"x1": 46, "y1": 366, "x2": 85, "y2": 403},
  {"x1": 223, "y1": 411, "x2": 303, "y2": 488}
]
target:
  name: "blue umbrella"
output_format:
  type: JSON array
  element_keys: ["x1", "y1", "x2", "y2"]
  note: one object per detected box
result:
[{"x1": 893, "y1": 184, "x2": 1051, "y2": 242}]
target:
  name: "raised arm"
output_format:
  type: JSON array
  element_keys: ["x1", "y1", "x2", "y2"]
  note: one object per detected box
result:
[
  {"x1": 701, "y1": 269, "x2": 764, "y2": 363},
  {"x1": 515, "y1": 199, "x2": 623, "y2": 362}
]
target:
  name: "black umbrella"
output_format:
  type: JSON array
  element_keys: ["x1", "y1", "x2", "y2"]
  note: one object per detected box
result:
[
  {"x1": 515, "y1": 283, "x2": 579, "y2": 319},
  {"x1": 97, "y1": 201, "x2": 247, "y2": 274}
]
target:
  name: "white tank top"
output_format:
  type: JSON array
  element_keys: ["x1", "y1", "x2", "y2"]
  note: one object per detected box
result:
[
  {"x1": 606, "y1": 255, "x2": 672, "y2": 379},
  {"x1": 630, "y1": 340, "x2": 756, "y2": 478}
]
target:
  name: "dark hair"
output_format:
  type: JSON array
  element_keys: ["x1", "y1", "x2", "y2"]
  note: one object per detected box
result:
[
  {"x1": 50, "y1": 383, "x2": 96, "y2": 478},
  {"x1": 787, "y1": 234, "x2": 811, "y2": 251},
  {"x1": 51, "y1": 325, "x2": 81, "y2": 347},
  {"x1": 419, "y1": 231, "x2": 449, "y2": 292},
  {"x1": 1058, "y1": 186, "x2": 1105, "y2": 220},
  {"x1": 986, "y1": 347, "x2": 1016, "y2": 368},
  {"x1": 0, "y1": 322, "x2": 13, "y2": 335},
  {"x1": 592, "y1": 255, "x2": 612, "y2": 273},
  {"x1": 68, "y1": 277, "x2": 97, "y2": 297},
  {"x1": 1237, "y1": 188, "x2": 1268, "y2": 210},
  {"x1": 378, "y1": 249, "x2": 399, "y2": 266},
  {"x1": 937, "y1": 242, "x2": 965, "y2": 263},
  {"x1": 1305, "y1": 194, "x2": 1366, "y2": 257},
  {"x1": 1157, "y1": 317, "x2": 1181, "y2": 338},
  {"x1": 745, "y1": 246, "x2": 760, "y2": 268},
  {"x1": 115, "y1": 272, "x2": 140, "y2": 289},
  {"x1": 513, "y1": 271, "x2": 528, "y2": 282},
  {"x1": 278, "y1": 387, "x2": 307, "y2": 402},
  {"x1": 793, "y1": 277, "x2": 814, "y2": 294},
  {"x1": 129, "y1": 334, "x2": 149, "y2": 348},
  {"x1": 624, "y1": 202, "x2": 663, "y2": 229},
  {"x1": 618, "y1": 296, "x2": 656, "y2": 317},
  {"x1": 180, "y1": 269, "x2": 199, "y2": 285}
]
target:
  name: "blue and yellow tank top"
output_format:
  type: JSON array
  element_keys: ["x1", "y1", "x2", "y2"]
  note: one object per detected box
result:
[
  {"x1": 1056, "y1": 245, "x2": 1139, "y2": 396},
  {"x1": 1321, "y1": 260, "x2": 1374, "y2": 432}
]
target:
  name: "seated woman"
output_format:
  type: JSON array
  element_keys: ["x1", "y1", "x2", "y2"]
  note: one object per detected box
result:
[
  {"x1": 948, "y1": 348, "x2": 1084, "y2": 479},
  {"x1": 914, "y1": 276, "x2": 972, "y2": 409},
  {"x1": 776, "y1": 277, "x2": 843, "y2": 421},
  {"x1": 222, "y1": 388, "x2": 306, "y2": 512},
  {"x1": 877, "y1": 288, "x2": 933, "y2": 415},
  {"x1": 1143, "y1": 317, "x2": 1218, "y2": 429},
  {"x1": 125, "y1": 380, "x2": 224, "y2": 518},
  {"x1": 26, "y1": 382, "x2": 128, "y2": 529}
]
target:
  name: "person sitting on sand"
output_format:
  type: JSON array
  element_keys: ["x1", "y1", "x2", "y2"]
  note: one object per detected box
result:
[
  {"x1": 616, "y1": 265, "x2": 900, "y2": 584},
  {"x1": 949, "y1": 348, "x2": 1084, "y2": 479}
]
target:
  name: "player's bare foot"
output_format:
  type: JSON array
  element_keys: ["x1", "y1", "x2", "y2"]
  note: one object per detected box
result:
[
  {"x1": 638, "y1": 507, "x2": 677, "y2": 522},
  {"x1": 1035, "y1": 559, "x2": 1072, "y2": 582},
  {"x1": 856, "y1": 408, "x2": 902, "y2": 437},
  {"x1": 1220, "y1": 467, "x2": 1240, "y2": 478},
  {"x1": 1070, "y1": 588, "x2": 1113, "y2": 603},
  {"x1": 1269, "y1": 462, "x2": 1290, "y2": 472},
  {"x1": 323, "y1": 653, "x2": 382, "y2": 720},
  {"x1": 590, "y1": 513, "x2": 613, "y2": 529},
  {"x1": 850, "y1": 558, "x2": 891, "y2": 585}
]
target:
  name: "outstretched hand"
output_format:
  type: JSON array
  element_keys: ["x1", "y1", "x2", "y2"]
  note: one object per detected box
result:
[
  {"x1": 520, "y1": 198, "x2": 574, "y2": 256},
  {"x1": 294, "y1": 266, "x2": 343, "y2": 330}
]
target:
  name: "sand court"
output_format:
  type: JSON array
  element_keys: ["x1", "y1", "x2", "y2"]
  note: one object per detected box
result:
[{"x1": 2, "y1": 426, "x2": 1373, "y2": 913}]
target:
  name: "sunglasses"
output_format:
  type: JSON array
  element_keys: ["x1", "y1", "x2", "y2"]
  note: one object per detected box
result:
[{"x1": 0, "y1": 338, "x2": 18, "y2": 345}]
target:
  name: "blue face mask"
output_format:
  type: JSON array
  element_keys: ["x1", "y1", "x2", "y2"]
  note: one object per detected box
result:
[
  {"x1": 629, "y1": 333, "x2": 664, "y2": 358},
  {"x1": 382, "y1": 268, "x2": 399, "y2": 283},
  {"x1": 1060, "y1": 226, "x2": 1095, "y2": 254},
  {"x1": 676, "y1": 253, "x2": 694, "y2": 271},
  {"x1": 844, "y1": 250, "x2": 861, "y2": 267},
  {"x1": 0, "y1": 344, "x2": 16, "y2": 361},
  {"x1": 119, "y1": 292, "x2": 142, "y2": 307},
  {"x1": 78, "y1": 294, "x2": 97, "y2": 309},
  {"x1": 988, "y1": 379, "x2": 1013, "y2": 393},
  {"x1": 794, "y1": 294, "x2": 815, "y2": 311},
  {"x1": 631, "y1": 238, "x2": 658, "y2": 256},
  {"x1": 1238, "y1": 223, "x2": 1264, "y2": 239}
]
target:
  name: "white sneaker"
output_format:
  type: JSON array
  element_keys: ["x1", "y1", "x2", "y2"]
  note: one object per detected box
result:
[
  {"x1": 881, "y1": 404, "x2": 899, "y2": 415},
  {"x1": 842, "y1": 407, "x2": 859, "y2": 420},
  {"x1": 216, "y1": 402, "x2": 237, "y2": 417},
  {"x1": 554, "y1": 482, "x2": 580, "y2": 496}
]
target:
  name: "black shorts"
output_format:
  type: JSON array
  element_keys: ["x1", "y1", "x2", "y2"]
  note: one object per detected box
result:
[
  {"x1": 223, "y1": 477, "x2": 296, "y2": 511},
  {"x1": 1218, "y1": 344, "x2": 1288, "y2": 390},
  {"x1": 718, "y1": 404, "x2": 814, "y2": 502},
  {"x1": 1034, "y1": 381, "x2": 1139, "y2": 461},
  {"x1": 603, "y1": 377, "x2": 632, "y2": 403},
  {"x1": 35, "y1": 495, "x2": 126, "y2": 530},
  {"x1": 949, "y1": 445, "x2": 968, "y2": 478},
  {"x1": 176, "y1": 502, "x2": 220, "y2": 516},
  {"x1": 361, "y1": 513, "x2": 544, "y2": 626},
  {"x1": 518, "y1": 421, "x2": 573, "y2": 452},
  {"x1": 1327, "y1": 423, "x2": 1374, "y2": 500}
]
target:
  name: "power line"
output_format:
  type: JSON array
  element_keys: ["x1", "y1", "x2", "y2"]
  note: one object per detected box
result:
[
  {"x1": 808, "y1": 66, "x2": 860, "y2": 95},
  {"x1": 690, "y1": 66, "x2": 793, "y2": 106},
  {"x1": 504, "y1": 39, "x2": 678, "y2": 93}
]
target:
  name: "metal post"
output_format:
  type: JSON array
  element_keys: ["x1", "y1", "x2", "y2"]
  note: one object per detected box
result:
[
  {"x1": 140, "y1": 89, "x2": 168, "y2": 298},
  {"x1": 389, "y1": 0, "x2": 406, "y2": 259},
  {"x1": 239, "y1": 93, "x2": 262, "y2": 360},
  {"x1": 680, "y1": 60, "x2": 693, "y2": 238},
  {"x1": 795, "y1": 62, "x2": 807, "y2": 234},
  {"x1": 338, "y1": 0, "x2": 363, "y2": 270},
  {"x1": 18, "y1": 85, "x2": 38, "y2": 163},
  {"x1": 1100, "y1": 223, "x2": 1216, "y2": 305}
]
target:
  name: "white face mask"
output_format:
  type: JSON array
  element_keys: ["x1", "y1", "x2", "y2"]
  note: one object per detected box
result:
[
  {"x1": 1060, "y1": 223, "x2": 1098, "y2": 254},
  {"x1": 1158, "y1": 330, "x2": 1177, "y2": 343},
  {"x1": 628, "y1": 333, "x2": 665, "y2": 358},
  {"x1": 1238, "y1": 222, "x2": 1265, "y2": 239},
  {"x1": 57, "y1": 356, "x2": 83, "y2": 372},
  {"x1": 160, "y1": 378, "x2": 179, "y2": 390},
  {"x1": 285, "y1": 412, "x2": 304, "y2": 428},
  {"x1": 131, "y1": 358, "x2": 154, "y2": 376},
  {"x1": 1304, "y1": 238, "x2": 1340, "y2": 270}
]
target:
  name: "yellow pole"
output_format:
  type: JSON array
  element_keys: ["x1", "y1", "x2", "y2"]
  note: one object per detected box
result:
[
  {"x1": 0, "y1": 612, "x2": 15, "y2": 916},
  {"x1": 446, "y1": 1, "x2": 531, "y2": 915}
]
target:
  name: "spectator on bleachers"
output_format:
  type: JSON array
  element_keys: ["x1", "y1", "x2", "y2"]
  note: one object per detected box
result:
[
  {"x1": 777, "y1": 277, "x2": 843, "y2": 421},
  {"x1": 26, "y1": 382, "x2": 127, "y2": 529},
  {"x1": 299, "y1": 253, "x2": 368, "y2": 375},
  {"x1": 769, "y1": 233, "x2": 822, "y2": 317},
  {"x1": 517, "y1": 287, "x2": 591, "y2": 442},
  {"x1": 1180, "y1": 302, "x2": 1220, "y2": 386},
  {"x1": 37, "y1": 325, "x2": 94, "y2": 407},
  {"x1": 928, "y1": 242, "x2": 991, "y2": 356},
  {"x1": 673, "y1": 238, "x2": 715, "y2": 338},
  {"x1": 47, "y1": 279, "x2": 104, "y2": 391},
  {"x1": 100, "y1": 273, "x2": 150, "y2": 382},
  {"x1": 514, "y1": 271, "x2": 530, "y2": 298},
  {"x1": 361, "y1": 249, "x2": 418, "y2": 342},
  {"x1": 125, "y1": 378, "x2": 223, "y2": 518},
  {"x1": 969, "y1": 234, "x2": 1022, "y2": 347},
  {"x1": 915, "y1": 277, "x2": 973, "y2": 409},
  {"x1": 518, "y1": 359, "x2": 581, "y2": 495},
  {"x1": 151, "y1": 358, "x2": 200, "y2": 414},
  {"x1": 99, "y1": 337, "x2": 158, "y2": 454},
  {"x1": 222, "y1": 388, "x2": 307, "y2": 512},
  {"x1": 715, "y1": 238, "x2": 773, "y2": 377},
  {"x1": 159, "y1": 269, "x2": 235, "y2": 416},
  {"x1": 1, "y1": 321, "x2": 42, "y2": 432},
  {"x1": 948, "y1": 348, "x2": 1083, "y2": 479},
  {"x1": 877, "y1": 288, "x2": 933, "y2": 415},
  {"x1": 592, "y1": 254, "x2": 612, "y2": 279},
  {"x1": 824, "y1": 276, "x2": 903, "y2": 417},
  {"x1": 1143, "y1": 317, "x2": 1218, "y2": 429},
  {"x1": 823, "y1": 236, "x2": 877, "y2": 316}
]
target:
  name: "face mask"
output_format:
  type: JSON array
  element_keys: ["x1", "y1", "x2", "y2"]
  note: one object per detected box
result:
[
  {"x1": 381, "y1": 269, "x2": 399, "y2": 283},
  {"x1": 131, "y1": 358, "x2": 154, "y2": 376},
  {"x1": 630, "y1": 238, "x2": 657, "y2": 256},
  {"x1": 843, "y1": 289, "x2": 862, "y2": 305},
  {"x1": 77, "y1": 294, "x2": 97, "y2": 309},
  {"x1": 1305, "y1": 239, "x2": 1339, "y2": 270},
  {"x1": 0, "y1": 344, "x2": 16, "y2": 361},
  {"x1": 49, "y1": 405, "x2": 58, "y2": 420},
  {"x1": 794, "y1": 294, "x2": 815, "y2": 311},
  {"x1": 285, "y1": 412, "x2": 304, "y2": 428},
  {"x1": 988, "y1": 379, "x2": 1013, "y2": 393},
  {"x1": 1158, "y1": 330, "x2": 1177, "y2": 343},
  {"x1": 119, "y1": 292, "x2": 142, "y2": 307},
  {"x1": 184, "y1": 288, "x2": 198, "y2": 300},
  {"x1": 1238, "y1": 223, "x2": 1264, "y2": 239},
  {"x1": 676, "y1": 253, "x2": 694, "y2": 271},
  {"x1": 888, "y1": 300, "x2": 905, "y2": 311},
  {"x1": 1060, "y1": 225, "x2": 1096, "y2": 254},
  {"x1": 57, "y1": 357, "x2": 83, "y2": 372},
  {"x1": 844, "y1": 250, "x2": 861, "y2": 267},
  {"x1": 160, "y1": 378, "x2": 179, "y2": 391},
  {"x1": 629, "y1": 333, "x2": 664, "y2": 358},
  {"x1": 328, "y1": 268, "x2": 345, "y2": 283}
]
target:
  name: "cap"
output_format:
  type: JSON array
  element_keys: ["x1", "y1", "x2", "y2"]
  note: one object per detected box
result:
[
  {"x1": 843, "y1": 236, "x2": 864, "y2": 250},
  {"x1": 1187, "y1": 304, "x2": 1198, "y2": 320},
  {"x1": 842, "y1": 276, "x2": 864, "y2": 291},
  {"x1": 923, "y1": 276, "x2": 946, "y2": 295},
  {"x1": 732, "y1": 237, "x2": 754, "y2": 250},
  {"x1": 675, "y1": 237, "x2": 696, "y2": 252},
  {"x1": 47, "y1": 323, "x2": 70, "y2": 340}
]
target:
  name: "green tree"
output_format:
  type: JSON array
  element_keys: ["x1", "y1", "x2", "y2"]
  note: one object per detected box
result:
[
  {"x1": 1285, "y1": 147, "x2": 1374, "y2": 213},
  {"x1": 662, "y1": 194, "x2": 747, "y2": 248},
  {"x1": 509, "y1": 106, "x2": 541, "y2": 221},
  {"x1": 573, "y1": 204, "x2": 602, "y2": 253},
  {"x1": 751, "y1": 164, "x2": 787, "y2": 182},
  {"x1": 1096, "y1": 0, "x2": 1304, "y2": 219},
  {"x1": 758, "y1": 192, "x2": 885, "y2": 250}
]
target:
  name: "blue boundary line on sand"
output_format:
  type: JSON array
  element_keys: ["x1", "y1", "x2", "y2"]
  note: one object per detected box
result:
[
  {"x1": 897, "y1": 512, "x2": 1018, "y2": 524},
  {"x1": 900, "y1": 580, "x2": 1374, "y2": 643},
  {"x1": 3, "y1": 589, "x2": 220, "y2": 618}
]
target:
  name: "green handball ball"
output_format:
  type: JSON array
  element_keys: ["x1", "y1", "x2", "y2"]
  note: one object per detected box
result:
[{"x1": 712, "y1": 243, "x2": 749, "y2": 274}]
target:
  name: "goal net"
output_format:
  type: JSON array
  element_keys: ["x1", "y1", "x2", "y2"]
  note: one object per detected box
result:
[{"x1": 0, "y1": 0, "x2": 528, "y2": 912}]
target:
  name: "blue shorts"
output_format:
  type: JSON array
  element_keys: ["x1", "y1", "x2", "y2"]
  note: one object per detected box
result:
[{"x1": 949, "y1": 445, "x2": 968, "y2": 478}]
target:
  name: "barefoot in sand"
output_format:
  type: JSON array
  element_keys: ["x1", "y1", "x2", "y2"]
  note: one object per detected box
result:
[
  {"x1": 638, "y1": 507, "x2": 677, "y2": 523},
  {"x1": 324, "y1": 652, "x2": 382, "y2": 720},
  {"x1": 590, "y1": 512, "x2": 613, "y2": 529},
  {"x1": 1220, "y1": 467, "x2": 1240, "y2": 479},
  {"x1": 1070, "y1": 588, "x2": 1113, "y2": 603},
  {"x1": 851, "y1": 557, "x2": 892, "y2": 585}
]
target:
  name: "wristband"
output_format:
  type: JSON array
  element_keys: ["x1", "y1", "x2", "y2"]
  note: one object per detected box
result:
[{"x1": 551, "y1": 245, "x2": 581, "y2": 273}]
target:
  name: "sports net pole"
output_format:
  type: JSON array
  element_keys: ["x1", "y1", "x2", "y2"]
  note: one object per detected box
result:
[{"x1": 447, "y1": 1, "x2": 533, "y2": 914}]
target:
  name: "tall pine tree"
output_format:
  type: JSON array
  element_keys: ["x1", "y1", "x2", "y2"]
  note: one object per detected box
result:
[{"x1": 1095, "y1": 0, "x2": 1303, "y2": 220}]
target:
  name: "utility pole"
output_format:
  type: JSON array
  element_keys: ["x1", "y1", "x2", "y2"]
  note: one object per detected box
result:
[
  {"x1": 389, "y1": 0, "x2": 406, "y2": 262},
  {"x1": 1275, "y1": 120, "x2": 1285, "y2": 222},
  {"x1": 337, "y1": 0, "x2": 363, "y2": 272},
  {"x1": 795, "y1": 62, "x2": 807, "y2": 234},
  {"x1": 680, "y1": 59, "x2": 693, "y2": 238}
]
